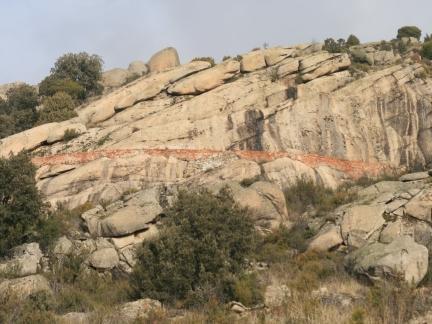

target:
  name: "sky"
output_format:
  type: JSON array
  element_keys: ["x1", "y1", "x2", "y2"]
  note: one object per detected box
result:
[{"x1": 0, "y1": 0, "x2": 431, "y2": 84}]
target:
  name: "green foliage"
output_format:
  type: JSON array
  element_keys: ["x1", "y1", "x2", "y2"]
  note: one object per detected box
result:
[
  {"x1": 222, "y1": 55, "x2": 231, "y2": 61},
  {"x1": 284, "y1": 177, "x2": 357, "y2": 218},
  {"x1": 425, "y1": 34, "x2": 432, "y2": 43},
  {"x1": 37, "y1": 92, "x2": 77, "y2": 124},
  {"x1": 63, "y1": 129, "x2": 80, "y2": 142},
  {"x1": 346, "y1": 34, "x2": 360, "y2": 47},
  {"x1": 191, "y1": 57, "x2": 216, "y2": 66},
  {"x1": 422, "y1": 41, "x2": 432, "y2": 60},
  {"x1": 0, "y1": 153, "x2": 44, "y2": 255},
  {"x1": 228, "y1": 273, "x2": 263, "y2": 306},
  {"x1": 0, "y1": 84, "x2": 39, "y2": 138},
  {"x1": 130, "y1": 189, "x2": 256, "y2": 306},
  {"x1": 380, "y1": 40, "x2": 393, "y2": 51},
  {"x1": 50, "y1": 52, "x2": 104, "y2": 97},
  {"x1": 397, "y1": 26, "x2": 422, "y2": 40},
  {"x1": 39, "y1": 76, "x2": 85, "y2": 101},
  {"x1": 323, "y1": 38, "x2": 346, "y2": 53}
]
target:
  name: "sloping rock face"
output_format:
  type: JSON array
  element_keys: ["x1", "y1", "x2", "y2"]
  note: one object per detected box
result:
[{"x1": 1, "y1": 44, "x2": 432, "y2": 217}]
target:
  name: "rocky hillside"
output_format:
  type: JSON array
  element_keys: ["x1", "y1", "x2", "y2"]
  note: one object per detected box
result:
[{"x1": 2, "y1": 35, "x2": 432, "y2": 323}]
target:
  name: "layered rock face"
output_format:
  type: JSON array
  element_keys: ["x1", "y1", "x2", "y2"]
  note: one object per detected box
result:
[{"x1": 1, "y1": 43, "x2": 431, "y2": 214}]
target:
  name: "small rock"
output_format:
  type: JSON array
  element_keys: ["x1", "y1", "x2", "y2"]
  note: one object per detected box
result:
[
  {"x1": 88, "y1": 248, "x2": 119, "y2": 270},
  {"x1": 229, "y1": 301, "x2": 249, "y2": 313},
  {"x1": 0, "y1": 274, "x2": 52, "y2": 300},
  {"x1": 399, "y1": 172, "x2": 430, "y2": 182},
  {"x1": 53, "y1": 236, "x2": 73, "y2": 255}
]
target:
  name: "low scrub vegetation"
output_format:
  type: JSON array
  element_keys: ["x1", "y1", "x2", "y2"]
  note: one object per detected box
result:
[
  {"x1": 191, "y1": 56, "x2": 215, "y2": 66},
  {"x1": 37, "y1": 91, "x2": 77, "y2": 124}
]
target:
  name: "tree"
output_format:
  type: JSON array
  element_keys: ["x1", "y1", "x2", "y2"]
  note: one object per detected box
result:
[
  {"x1": 38, "y1": 92, "x2": 77, "y2": 124},
  {"x1": 0, "y1": 153, "x2": 44, "y2": 255},
  {"x1": 39, "y1": 76, "x2": 85, "y2": 101},
  {"x1": 397, "y1": 26, "x2": 422, "y2": 40},
  {"x1": 347, "y1": 34, "x2": 360, "y2": 47},
  {"x1": 130, "y1": 189, "x2": 256, "y2": 305},
  {"x1": 323, "y1": 38, "x2": 345, "y2": 53},
  {"x1": 6, "y1": 84, "x2": 38, "y2": 112},
  {"x1": 422, "y1": 41, "x2": 432, "y2": 60},
  {"x1": 50, "y1": 52, "x2": 104, "y2": 97}
]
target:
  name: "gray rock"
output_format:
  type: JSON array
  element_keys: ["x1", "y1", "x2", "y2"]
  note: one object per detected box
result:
[
  {"x1": 127, "y1": 60, "x2": 148, "y2": 76},
  {"x1": 53, "y1": 236, "x2": 73, "y2": 255},
  {"x1": 399, "y1": 172, "x2": 430, "y2": 182},
  {"x1": 88, "y1": 248, "x2": 119, "y2": 270},
  {"x1": 345, "y1": 236, "x2": 428, "y2": 285},
  {"x1": 0, "y1": 243, "x2": 43, "y2": 277},
  {"x1": 0, "y1": 274, "x2": 52, "y2": 300},
  {"x1": 405, "y1": 188, "x2": 432, "y2": 222},
  {"x1": 118, "y1": 298, "x2": 162, "y2": 321}
]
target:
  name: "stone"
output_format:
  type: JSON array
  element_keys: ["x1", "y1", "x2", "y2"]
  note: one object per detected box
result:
[
  {"x1": 46, "y1": 122, "x2": 86, "y2": 144},
  {"x1": 240, "y1": 50, "x2": 266, "y2": 72},
  {"x1": 0, "y1": 274, "x2": 51, "y2": 300},
  {"x1": 230, "y1": 301, "x2": 249, "y2": 313},
  {"x1": 53, "y1": 236, "x2": 73, "y2": 255},
  {"x1": 57, "y1": 312, "x2": 90, "y2": 324},
  {"x1": 102, "y1": 68, "x2": 130, "y2": 88},
  {"x1": 148, "y1": 47, "x2": 180, "y2": 72},
  {"x1": 399, "y1": 172, "x2": 430, "y2": 182},
  {"x1": 127, "y1": 60, "x2": 148, "y2": 76},
  {"x1": 345, "y1": 236, "x2": 428, "y2": 285},
  {"x1": 379, "y1": 219, "x2": 404, "y2": 243},
  {"x1": 414, "y1": 222, "x2": 432, "y2": 247},
  {"x1": 308, "y1": 224, "x2": 343, "y2": 251},
  {"x1": 277, "y1": 58, "x2": 300, "y2": 78},
  {"x1": 0, "y1": 243, "x2": 43, "y2": 277},
  {"x1": 167, "y1": 60, "x2": 239, "y2": 95},
  {"x1": 100, "y1": 206, "x2": 152, "y2": 237},
  {"x1": 264, "y1": 47, "x2": 296, "y2": 66},
  {"x1": 118, "y1": 298, "x2": 162, "y2": 321},
  {"x1": 340, "y1": 205, "x2": 386, "y2": 248},
  {"x1": 300, "y1": 52, "x2": 351, "y2": 81},
  {"x1": 405, "y1": 188, "x2": 432, "y2": 222},
  {"x1": 88, "y1": 248, "x2": 119, "y2": 269}
]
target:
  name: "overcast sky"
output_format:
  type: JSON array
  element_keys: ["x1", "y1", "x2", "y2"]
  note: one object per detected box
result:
[{"x1": 0, "y1": 0, "x2": 431, "y2": 84}]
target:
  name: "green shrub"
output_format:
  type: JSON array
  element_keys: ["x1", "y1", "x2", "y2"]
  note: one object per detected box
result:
[
  {"x1": 63, "y1": 129, "x2": 80, "y2": 142},
  {"x1": 222, "y1": 55, "x2": 231, "y2": 61},
  {"x1": 397, "y1": 26, "x2": 422, "y2": 40},
  {"x1": 50, "y1": 52, "x2": 104, "y2": 97},
  {"x1": 323, "y1": 38, "x2": 346, "y2": 53},
  {"x1": 230, "y1": 273, "x2": 263, "y2": 306},
  {"x1": 0, "y1": 84, "x2": 39, "y2": 138},
  {"x1": 38, "y1": 92, "x2": 77, "y2": 124},
  {"x1": 346, "y1": 34, "x2": 360, "y2": 47},
  {"x1": 0, "y1": 153, "x2": 44, "y2": 255},
  {"x1": 191, "y1": 57, "x2": 215, "y2": 66},
  {"x1": 422, "y1": 41, "x2": 432, "y2": 60},
  {"x1": 284, "y1": 177, "x2": 357, "y2": 217},
  {"x1": 130, "y1": 189, "x2": 256, "y2": 306},
  {"x1": 39, "y1": 76, "x2": 85, "y2": 101}
]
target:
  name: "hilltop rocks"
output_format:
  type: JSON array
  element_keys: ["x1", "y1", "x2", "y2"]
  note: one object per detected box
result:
[
  {"x1": 264, "y1": 47, "x2": 296, "y2": 66},
  {"x1": 240, "y1": 51, "x2": 266, "y2": 72},
  {"x1": 277, "y1": 59, "x2": 300, "y2": 78},
  {"x1": 148, "y1": 47, "x2": 180, "y2": 72},
  {"x1": 299, "y1": 52, "x2": 351, "y2": 81},
  {"x1": 102, "y1": 68, "x2": 131, "y2": 88},
  {"x1": 168, "y1": 60, "x2": 240, "y2": 95},
  {"x1": 346, "y1": 236, "x2": 428, "y2": 285},
  {"x1": 127, "y1": 60, "x2": 148, "y2": 76}
]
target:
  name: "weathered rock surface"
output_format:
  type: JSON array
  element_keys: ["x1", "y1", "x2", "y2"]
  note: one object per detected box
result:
[
  {"x1": 308, "y1": 224, "x2": 343, "y2": 251},
  {"x1": 88, "y1": 247, "x2": 119, "y2": 269},
  {"x1": 405, "y1": 188, "x2": 432, "y2": 223},
  {"x1": 0, "y1": 274, "x2": 51, "y2": 300},
  {"x1": 102, "y1": 68, "x2": 130, "y2": 88},
  {"x1": 148, "y1": 47, "x2": 180, "y2": 72},
  {"x1": 240, "y1": 50, "x2": 266, "y2": 72},
  {"x1": 168, "y1": 60, "x2": 239, "y2": 95},
  {"x1": 128, "y1": 60, "x2": 148, "y2": 76},
  {"x1": 299, "y1": 52, "x2": 351, "y2": 81},
  {"x1": 0, "y1": 243, "x2": 43, "y2": 277},
  {"x1": 346, "y1": 236, "x2": 428, "y2": 285}
]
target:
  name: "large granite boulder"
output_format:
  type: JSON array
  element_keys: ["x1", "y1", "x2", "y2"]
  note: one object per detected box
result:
[
  {"x1": 0, "y1": 274, "x2": 52, "y2": 300},
  {"x1": 345, "y1": 236, "x2": 428, "y2": 285},
  {"x1": 148, "y1": 47, "x2": 180, "y2": 72}
]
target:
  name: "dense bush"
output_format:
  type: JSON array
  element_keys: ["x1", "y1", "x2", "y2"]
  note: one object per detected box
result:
[
  {"x1": 323, "y1": 38, "x2": 346, "y2": 53},
  {"x1": 49, "y1": 52, "x2": 104, "y2": 97},
  {"x1": 0, "y1": 84, "x2": 39, "y2": 138},
  {"x1": 346, "y1": 34, "x2": 360, "y2": 47},
  {"x1": 39, "y1": 76, "x2": 85, "y2": 101},
  {"x1": 191, "y1": 57, "x2": 215, "y2": 66},
  {"x1": 422, "y1": 41, "x2": 432, "y2": 60},
  {"x1": 397, "y1": 26, "x2": 422, "y2": 40},
  {"x1": 130, "y1": 189, "x2": 256, "y2": 306},
  {"x1": 0, "y1": 153, "x2": 44, "y2": 255},
  {"x1": 37, "y1": 92, "x2": 77, "y2": 124}
]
